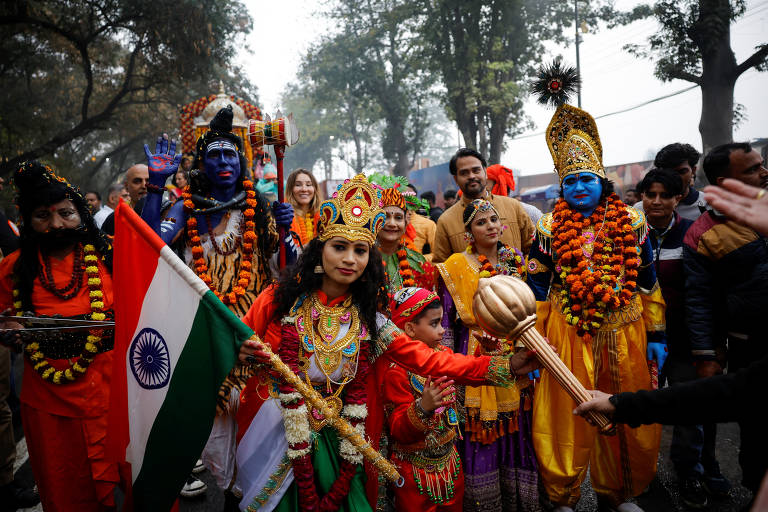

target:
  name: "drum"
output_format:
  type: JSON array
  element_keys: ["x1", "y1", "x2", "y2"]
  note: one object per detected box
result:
[{"x1": 247, "y1": 113, "x2": 299, "y2": 147}]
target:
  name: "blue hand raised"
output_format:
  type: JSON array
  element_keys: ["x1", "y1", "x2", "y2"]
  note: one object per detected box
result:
[
  {"x1": 143, "y1": 135, "x2": 182, "y2": 185},
  {"x1": 647, "y1": 341, "x2": 668, "y2": 373}
]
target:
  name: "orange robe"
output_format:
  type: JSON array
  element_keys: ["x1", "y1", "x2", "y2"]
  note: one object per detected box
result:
[{"x1": 0, "y1": 250, "x2": 119, "y2": 511}]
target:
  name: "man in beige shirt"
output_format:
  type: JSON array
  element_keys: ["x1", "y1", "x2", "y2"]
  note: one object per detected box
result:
[{"x1": 432, "y1": 148, "x2": 534, "y2": 263}]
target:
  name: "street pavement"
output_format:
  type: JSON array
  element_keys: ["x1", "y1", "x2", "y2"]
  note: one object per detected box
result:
[
  {"x1": 7, "y1": 345, "x2": 754, "y2": 511},
  {"x1": 177, "y1": 423, "x2": 753, "y2": 512}
]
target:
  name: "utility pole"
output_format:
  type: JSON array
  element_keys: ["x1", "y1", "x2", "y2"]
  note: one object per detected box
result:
[{"x1": 574, "y1": 0, "x2": 582, "y2": 108}]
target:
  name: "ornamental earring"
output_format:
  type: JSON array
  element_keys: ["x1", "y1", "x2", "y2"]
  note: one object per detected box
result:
[
  {"x1": 314, "y1": 265, "x2": 325, "y2": 274},
  {"x1": 463, "y1": 232, "x2": 474, "y2": 245}
]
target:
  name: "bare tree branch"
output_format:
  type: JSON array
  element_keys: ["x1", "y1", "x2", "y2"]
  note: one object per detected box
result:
[
  {"x1": 668, "y1": 69, "x2": 703, "y2": 85},
  {"x1": 735, "y1": 44, "x2": 768, "y2": 77}
]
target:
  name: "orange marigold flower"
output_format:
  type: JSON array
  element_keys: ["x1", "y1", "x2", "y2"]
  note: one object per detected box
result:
[
  {"x1": 242, "y1": 243, "x2": 253, "y2": 252},
  {"x1": 239, "y1": 270, "x2": 251, "y2": 279},
  {"x1": 243, "y1": 231, "x2": 257, "y2": 242},
  {"x1": 238, "y1": 278, "x2": 249, "y2": 288}
]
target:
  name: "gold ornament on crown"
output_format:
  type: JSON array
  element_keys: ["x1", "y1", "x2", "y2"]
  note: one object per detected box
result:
[
  {"x1": 546, "y1": 103, "x2": 605, "y2": 184},
  {"x1": 317, "y1": 174, "x2": 385, "y2": 246}
]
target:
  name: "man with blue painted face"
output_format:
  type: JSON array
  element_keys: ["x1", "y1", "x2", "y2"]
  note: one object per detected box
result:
[
  {"x1": 525, "y1": 78, "x2": 666, "y2": 512},
  {"x1": 140, "y1": 105, "x2": 295, "y2": 500}
]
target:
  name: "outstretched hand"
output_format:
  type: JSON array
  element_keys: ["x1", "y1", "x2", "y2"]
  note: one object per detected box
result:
[
  {"x1": 144, "y1": 134, "x2": 182, "y2": 186},
  {"x1": 573, "y1": 390, "x2": 616, "y2": 423}
]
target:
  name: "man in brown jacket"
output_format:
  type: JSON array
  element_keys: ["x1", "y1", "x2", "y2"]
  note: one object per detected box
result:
[{"x1": 432, "y1": 148, "x2": 534, "y2": 262}]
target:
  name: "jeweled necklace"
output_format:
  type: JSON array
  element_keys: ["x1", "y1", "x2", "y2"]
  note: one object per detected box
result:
[{"x1": 296, "y1": 294, "x2": 361, "y2": 386}]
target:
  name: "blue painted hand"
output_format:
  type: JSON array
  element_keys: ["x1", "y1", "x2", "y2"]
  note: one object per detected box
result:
[
  {"x1": 646, "y1": 341, "x2": 668, "y2": 372},
  {"x1": 143, "y1": 135, "x2": 182, "y2": 186},
  {"x1": 272, "y1": 201, "x2": 295, "y2": 228}
]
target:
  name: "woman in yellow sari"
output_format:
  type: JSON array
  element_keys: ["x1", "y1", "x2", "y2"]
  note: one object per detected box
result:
[{"x1": 435, "y1": 199, "x2": 538, "y2": 511}]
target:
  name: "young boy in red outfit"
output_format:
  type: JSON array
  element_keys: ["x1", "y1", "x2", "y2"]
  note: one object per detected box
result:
[{"x1": 384, "y1": 287, "x2": 463, "y2": 511}]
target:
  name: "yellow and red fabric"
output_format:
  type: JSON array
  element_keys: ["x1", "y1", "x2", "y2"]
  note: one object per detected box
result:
[
  {"x1": 532, "y1": 289, "x2": 664, "y2": 507},
  {"x1": 390, "y1": 287, "x2": 439, "y2": 329}
]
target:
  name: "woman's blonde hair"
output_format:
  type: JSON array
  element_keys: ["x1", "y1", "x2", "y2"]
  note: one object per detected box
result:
[{"x1": 285, "y1": 168, "x2": 322, "y2": 213}]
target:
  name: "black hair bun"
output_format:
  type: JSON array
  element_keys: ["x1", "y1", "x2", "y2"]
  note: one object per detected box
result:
[
  {"x1": 209, "y1": 105, "x2": 234, "y2": 133},
  {"x1": 13, "y1": 161, "x2": 57, "y2": 193}
]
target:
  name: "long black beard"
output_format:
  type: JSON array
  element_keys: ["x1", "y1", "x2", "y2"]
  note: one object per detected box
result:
[{"x1": 32, "y1": 226, "x2": 89, "y2": 253}]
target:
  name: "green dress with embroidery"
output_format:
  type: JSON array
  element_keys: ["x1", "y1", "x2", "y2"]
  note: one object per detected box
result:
[{"x1": 273, "y1": 428, "x2": 371, "y2": 512}]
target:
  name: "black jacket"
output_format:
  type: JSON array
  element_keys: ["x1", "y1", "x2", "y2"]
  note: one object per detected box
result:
[
  {"x1": 612, "y1": 353, "x2": 766, "y2": 427},
  {"x1": 682, "y1": 211, "x2": 768, "y2": 361}
]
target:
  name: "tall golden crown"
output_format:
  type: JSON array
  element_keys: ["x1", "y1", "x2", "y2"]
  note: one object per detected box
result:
[
  {"x1": 546, "y1": 103, "x2": 605, "y2": 183},
  {"x1": 318, "y1": 174, "x2": 386, "y2": 245}
]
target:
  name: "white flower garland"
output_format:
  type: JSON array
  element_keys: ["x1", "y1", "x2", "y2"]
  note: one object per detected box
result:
[
  {"x1": 342, "y1": 403, "x2": 368, "y2": 420},
  {"x1": 277, "y1": 398, "x2": 312, "y2": 460}
]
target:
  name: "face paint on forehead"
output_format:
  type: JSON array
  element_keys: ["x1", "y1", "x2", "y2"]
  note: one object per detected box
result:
[{"x1": 206, "y1": 140, "x2": 238, "y2": 154}]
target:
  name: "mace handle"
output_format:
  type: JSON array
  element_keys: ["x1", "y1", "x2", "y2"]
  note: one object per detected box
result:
[{"x1": 519, "y1": 330, "x2": 615, "y2": 434}]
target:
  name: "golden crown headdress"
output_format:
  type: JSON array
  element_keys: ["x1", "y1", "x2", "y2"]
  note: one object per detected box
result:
[
  {"x1": 318, "y1": 174, "x2": 386, "y2": 245},
  {"x1": 533, "y1": 61, "x2": 605, "y2": 184}
]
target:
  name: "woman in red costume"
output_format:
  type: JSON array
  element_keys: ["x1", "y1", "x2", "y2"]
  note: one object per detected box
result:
[
  {"x1": 232, "y1": 174, "x2": 542, "y2": 512},
  {"x1": 0, "y1": 162, "x2": 119, "y2": 511}
]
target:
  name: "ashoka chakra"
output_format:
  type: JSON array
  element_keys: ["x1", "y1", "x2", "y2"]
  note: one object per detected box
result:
[{"x1": 129, "y1": 328, "x2": 171, "y2": 390}]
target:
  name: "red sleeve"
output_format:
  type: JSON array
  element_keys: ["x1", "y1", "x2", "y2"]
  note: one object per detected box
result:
[
  {"x1": 242, "y1": 284, "x2": 278, "y2": 337},
  {"x1": 0, "y1": 251, "x2": 19, "y2": 312},
  {"x1": 382, "y1": 334, "x2": 510, "y2": 387},
  {"x1": 383, "y1": 364, "x2": 432, "y2": 445}
]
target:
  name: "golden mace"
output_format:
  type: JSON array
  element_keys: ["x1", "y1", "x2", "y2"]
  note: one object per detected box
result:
[
  {"x1": 472, "y1": 275, "x2": 615, "y2": 434},
  {"x1": 251, "y1": 336, "x2": 405, "y2": 485}
]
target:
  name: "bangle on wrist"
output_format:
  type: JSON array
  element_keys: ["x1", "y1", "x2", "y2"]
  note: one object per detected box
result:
[{"x1": 415, "y1": 398, "x2": 432, "y2": 419}]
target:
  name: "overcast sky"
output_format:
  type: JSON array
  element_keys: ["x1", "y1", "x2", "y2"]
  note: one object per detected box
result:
[{"x1": 236, "y1": 0, "x2": 768, "y2": 176}]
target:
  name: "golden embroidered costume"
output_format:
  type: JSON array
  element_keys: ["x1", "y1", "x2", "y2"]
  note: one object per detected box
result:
[
  {"x1": 436, "y1": 246, "x2": 538, "y2": 511},
  {"x1": 526, "y1": 67, "x2": 665, "y2": 507}
]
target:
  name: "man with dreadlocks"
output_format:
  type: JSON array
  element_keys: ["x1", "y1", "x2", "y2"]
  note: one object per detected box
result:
[
  {"x1": 526, "y1": 63, "x2": 666, "y2": 512},
  {"x1": 0, "y1": 162, "x2": 119, "y2": 510},
  {"x1": 140, "y1": 104, "x2": 295, "y2": 500}
]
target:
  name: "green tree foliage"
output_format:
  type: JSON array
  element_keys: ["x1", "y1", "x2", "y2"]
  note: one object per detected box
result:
[
  {"x1": 307, "y1": 0, "x2": 435, "y2": 176},
  {"x1": 419, "y1": 0, "x2": 606, "y2": 165},
  {"x1": 0, "y1": 0, "x2": 255, "y2": 190},
  {"x1": 621, "y1": 0, "x2": 768, "y2": 155}
]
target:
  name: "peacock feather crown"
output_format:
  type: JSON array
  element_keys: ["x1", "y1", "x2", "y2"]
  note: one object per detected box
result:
[
  {"x1": 318, "y1": 174, "x2": 386, "y2": 245},
  {"x1": 533, "y1": 61, "x2": 605, "y2": 184}
]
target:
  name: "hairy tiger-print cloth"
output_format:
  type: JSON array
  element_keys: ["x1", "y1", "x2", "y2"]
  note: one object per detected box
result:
[{"x1": 183, "y1": 209, "x2": 278, "y2": 414}]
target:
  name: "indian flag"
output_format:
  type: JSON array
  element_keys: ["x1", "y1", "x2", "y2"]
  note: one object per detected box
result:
[{"x1": 108, "y1": 201, "x2": 253, "y2": 511}]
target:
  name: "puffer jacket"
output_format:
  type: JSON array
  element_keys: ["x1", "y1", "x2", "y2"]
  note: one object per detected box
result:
[{"x1": 683, "y1": 210, "x2": 768, "y2": 361}]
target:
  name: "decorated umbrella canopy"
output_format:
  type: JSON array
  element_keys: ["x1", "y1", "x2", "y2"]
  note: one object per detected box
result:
[{"x1": 179, "y1": 82, "x2": 263, "y2": 171}]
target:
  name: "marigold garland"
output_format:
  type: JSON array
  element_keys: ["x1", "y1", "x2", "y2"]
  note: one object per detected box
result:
[
  {"x1": 397, "y1": 248, "x2": 416, "y2": 288},
  {"x1": 551, "y1": 193, "x2": 639, "y2": 341},
  {"x1": 276, "y1": 304, "x2": 371, "y2": 511},
  {"x1": 17, "y1": 244, "x2": 107, "y2": 384},
  {"x1": 467, "y1": 242, "x2": 526, "y2": 278},
  {"x1": 183, "y1": 180, "x2": 258, "y2": 305}
]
